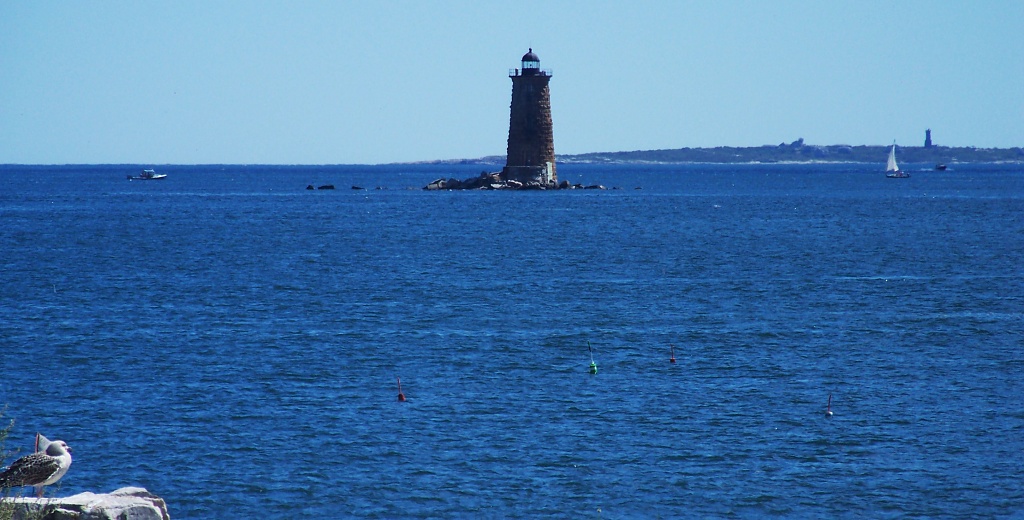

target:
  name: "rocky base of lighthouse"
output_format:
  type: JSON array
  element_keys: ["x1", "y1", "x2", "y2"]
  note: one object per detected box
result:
[{"x1": 424, "y1": 171, "x2": 604, "y2": 191}]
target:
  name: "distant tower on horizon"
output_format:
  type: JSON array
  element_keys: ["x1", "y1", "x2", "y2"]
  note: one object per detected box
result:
[
  {"x1": 925, "y1": 129, "x2": 933, "y2": 148},
  {"x1": 502, "y1": 48, "x2": 557, "y2": 185}
]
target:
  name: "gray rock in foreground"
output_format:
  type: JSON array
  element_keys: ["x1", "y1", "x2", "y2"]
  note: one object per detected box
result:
[{"x1": 6, "y1": 487, "x2": 170, "y2": 520}]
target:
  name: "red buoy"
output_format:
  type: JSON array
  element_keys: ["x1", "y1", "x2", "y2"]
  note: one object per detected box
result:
[
  {"x1": 397, "y1": 377, "x2": 406, "y2": 402},
  {"x1": 670, "y1": 344, "x2": 676, "y2": 364}
]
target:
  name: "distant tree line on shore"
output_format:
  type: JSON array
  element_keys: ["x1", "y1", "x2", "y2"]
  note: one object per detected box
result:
[{"x1": 557, "y1": 139, "x2": 1024, "y2": 164}]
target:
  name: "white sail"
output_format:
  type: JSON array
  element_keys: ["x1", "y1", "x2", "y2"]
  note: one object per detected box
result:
[{"x1": 886, "y1": 144, "x2": 899, "y2": 172}]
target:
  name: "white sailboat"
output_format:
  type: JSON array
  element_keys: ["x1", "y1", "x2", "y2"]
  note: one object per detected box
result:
[{"x1": 885, "y1": 143, "x2": 910, "y2": 178}]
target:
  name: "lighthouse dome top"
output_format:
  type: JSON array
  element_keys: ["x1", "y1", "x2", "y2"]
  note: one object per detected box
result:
[{"x1": 510, "y1": 48, "x2": 550, "y2": 77}]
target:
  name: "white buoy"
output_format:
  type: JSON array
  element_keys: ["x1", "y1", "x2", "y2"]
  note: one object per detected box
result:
[{"x1": 826, "y1": 393, "x2": 834, "y2": 417}]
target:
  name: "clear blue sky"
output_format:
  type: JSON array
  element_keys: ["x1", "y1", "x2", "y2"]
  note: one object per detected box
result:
[{"x1": 2, "y1": 1, "x2": 1021, "y2": 164}]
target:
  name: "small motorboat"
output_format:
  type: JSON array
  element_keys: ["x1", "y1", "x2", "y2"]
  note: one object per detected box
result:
[
  {"x1": 935, "y1": 163, "x2": 948, "y2": 171},
  {"x1": 128, "y1": 169, "x2": 167, "y2": 181}
]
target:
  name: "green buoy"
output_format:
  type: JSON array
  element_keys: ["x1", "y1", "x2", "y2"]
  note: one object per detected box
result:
[{"x1": 588, "y1": 341, "x2": 598, "y2": 374}]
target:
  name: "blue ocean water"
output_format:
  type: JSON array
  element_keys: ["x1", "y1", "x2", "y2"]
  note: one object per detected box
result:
[{"x1": 1, "y1": 163, "x2": 1022, "y2": 518}]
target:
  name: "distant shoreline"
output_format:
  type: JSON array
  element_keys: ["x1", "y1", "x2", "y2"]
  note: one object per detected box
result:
[
  {"x1": 422, "y1": 141, "x2": 1024, "y2": 166},
  {"x1": 3, "y1": 143, "x2": 1021, "y2": 167}
]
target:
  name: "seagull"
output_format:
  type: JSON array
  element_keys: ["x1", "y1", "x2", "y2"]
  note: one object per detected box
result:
[{"x1": 0, "y1": 437, "x2": 73, "y2": 497}]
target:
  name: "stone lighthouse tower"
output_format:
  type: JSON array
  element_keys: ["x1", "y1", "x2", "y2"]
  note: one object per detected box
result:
[{"x1": 502, "y1": 48, "x2": 557, "y2": 185}]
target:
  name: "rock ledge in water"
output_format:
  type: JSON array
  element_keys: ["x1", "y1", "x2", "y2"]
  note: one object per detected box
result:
[
  {"x1": 423, "y1": 171, "x2": 601, "y2": 191},
  {"x1": 7, "y1": 487, "x2": 170, "y2": 520}
]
